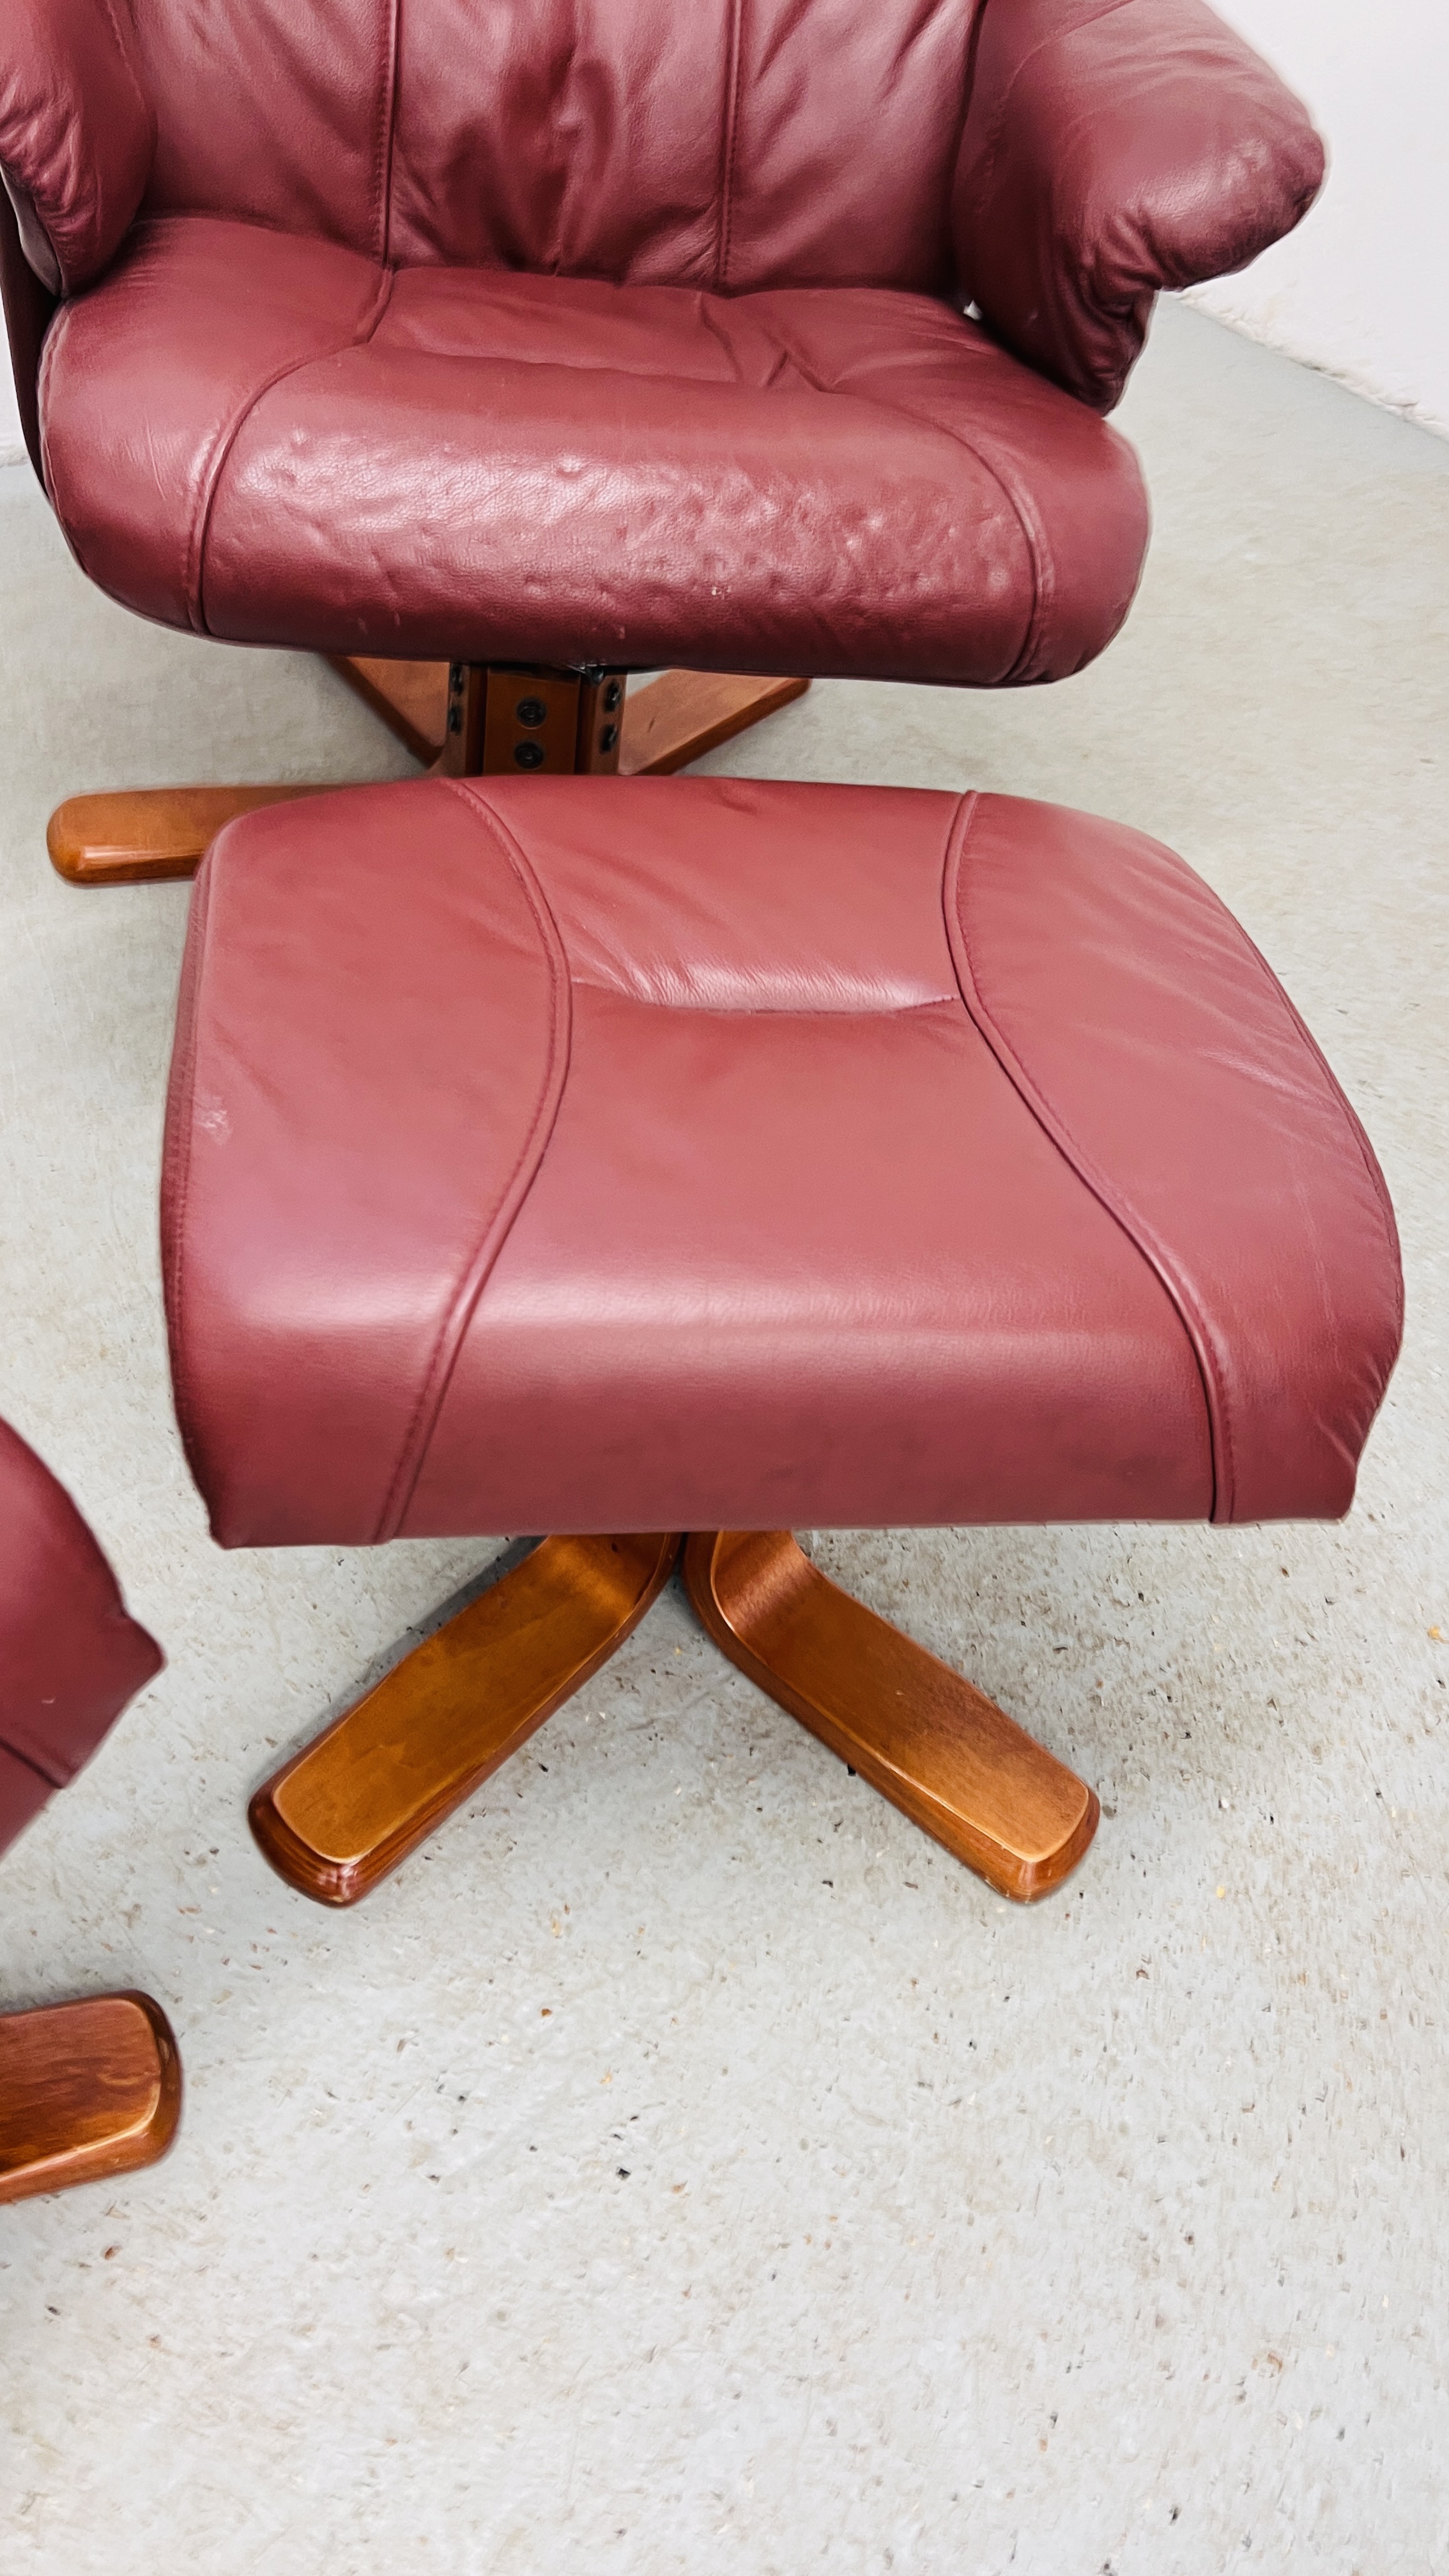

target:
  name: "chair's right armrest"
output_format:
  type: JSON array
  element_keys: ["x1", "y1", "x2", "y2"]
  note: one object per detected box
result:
[
  {"x1": 1, "y1": 0, "x2": 154, "y2": 296},
  {"x1": 953, "y1": 0, "x2": 1324, "y2": 412}
]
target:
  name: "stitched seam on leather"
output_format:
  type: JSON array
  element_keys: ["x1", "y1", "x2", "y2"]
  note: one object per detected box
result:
[
  {"x1": 159, "y1": 852, "x2": 215, "y2": 1513},
  {"x1": 717, "y1": 0, "x2": 744, "y2": 293},
  {"x1": 377, "y1": 0, "x2": 402, "y2": 264},
  {"x1": 1210, "y1": 918, "x2": 1403, "y2": 1316},
  {"x1": 968, "y1": 0, "x2": 1139, "y2": 212},
  {"x1": 189, "y1": 263, "x2": 395, "y2": 638},
  {"x1": 761, "y1": 336, "x2": 1044, "y2": 682},
  {"x1": 96, "y1": 0, "x2": 154, "y2": 138},
  {"x1": 371, "y1": 783, "x2": 574, "y2": 1542},
  {"x1": 941, "y1": 792, "x2": 1230, "y2": 1517},
  {"x1": 950, "y1": 0, "x2": 992, "y2": 293},
  {"x1": 696, "y1": 293, "x2": 747, "y2": 384},
  {"x1": 565, "y1": 976, "x2": 955, "y2": 1018},
  {"x1": 0, "y1": 1735, "x2": 61, "y2": 1794},
  {"x1": 34, "y1": 303, "x2": 65, "y2": 512}
]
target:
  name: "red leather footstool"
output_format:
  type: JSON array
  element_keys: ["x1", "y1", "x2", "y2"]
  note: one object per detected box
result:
[
  {"x1": 1, "y1": 1420, "x2": 180, "y2": 2204},
  {"x1": 161, "y1": 777, "x2": 1402, "y2": 1906}
]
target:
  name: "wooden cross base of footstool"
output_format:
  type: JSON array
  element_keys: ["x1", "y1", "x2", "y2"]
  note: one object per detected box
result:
[
  {"x1": 248, "y1": 1532, "x2": 1098, "y2": 1912},
  {"x1": 169, "y1": 775, "x2": 1399, "y2": 1946}
]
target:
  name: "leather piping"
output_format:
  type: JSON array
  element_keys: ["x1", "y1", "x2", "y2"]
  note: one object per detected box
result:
[
  {"x1": 949, "y1": 0, "x2": 992, "y2": 298},
  {"x1": 190, "y1": 256, "x2": 396, "y2": 637},
  {"x1": 965, "y1": 0, "x2": 1140, "y2": 213},
  {"x1": 0, "y1": 1733, "x2": 64, "y2": 1795},
  {"x1": 378, "y1": 0, "x2": 402, "y2": 265},
  {"x1": 560, "y1": 982, "x2": 956, "y2": 1016},
  {"x1": 372, "y1": 782, "x2": 574, "y2": 1542},
  {"x1": 96, "y1": 0, "x2": 154, "y2": 137},
  {"x1": 755, "y1": 327, "x2": 1045, "y2": 684},
  {"x1": 716, "y1": 0, "x2": 744, "y2": 291},
  {"x1": 158, "y1": 843, "x2": 217, "y2": 1519},
  {"x1": 940, "y1": 791, "x2": 1228, "y2": 1517}
]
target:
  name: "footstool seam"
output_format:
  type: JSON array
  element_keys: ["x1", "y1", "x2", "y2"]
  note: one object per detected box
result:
[
  {"x1": 0, "y1": 1735, "x2": 64, "y2": 1797},
  {"x1": 371, "y1": 779, "x2": 574, "y2": 1542},
  {"x1": 158, "y1": 846, "x2": 217, "y2": 1512},
  {"x1": 940, "y1": 790, "x2": 1232, "y2": 1517}
]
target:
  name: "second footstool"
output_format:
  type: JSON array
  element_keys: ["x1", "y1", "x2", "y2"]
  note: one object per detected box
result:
[{"x1": 160, "y1": 776, "x2": 1402, "y2": 1905}]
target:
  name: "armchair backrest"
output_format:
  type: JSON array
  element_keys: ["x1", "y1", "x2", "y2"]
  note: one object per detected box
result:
[{"x1": 132, "y1": 0, "x2": 983, "y2": 294}]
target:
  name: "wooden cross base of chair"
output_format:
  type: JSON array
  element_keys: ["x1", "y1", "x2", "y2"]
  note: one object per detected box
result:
[{"x1": 45, "y1": 661, "x2": 811, "y2": 886}]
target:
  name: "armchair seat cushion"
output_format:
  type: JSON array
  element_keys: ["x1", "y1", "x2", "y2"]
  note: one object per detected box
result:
[
  {"x1": 162, "y1": 776, "x2": 1401, "y2": 1551},
  {"x1": 42, "y1": 214, "x2": 1148, "y2": 685}
]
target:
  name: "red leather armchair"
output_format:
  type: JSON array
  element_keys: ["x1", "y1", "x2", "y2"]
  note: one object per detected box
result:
[
  {"x1": 1, "y1": 1416, "x2": 180, "y2": 2203},
  {"x1": 2, "y1": 0, "x2": 1322, "y2": 879}
]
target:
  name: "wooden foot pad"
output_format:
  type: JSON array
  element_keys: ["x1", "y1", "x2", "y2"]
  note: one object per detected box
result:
[
  {"x1": 0, "y1": 1992, "x2": 182, "y2": 2205},
  {"x1": 47, "y1": 784, "x2": 338, "y2": 886},
  {"x1": 329, "y1": 658, "x2": 810, "y2": 778},
  {"x1": 250, "y1": 1533, "x2": 682, "y2": 1907},
  {"x1": 683, "y1": 1533, "x2": 1099, "y2": 1902}
]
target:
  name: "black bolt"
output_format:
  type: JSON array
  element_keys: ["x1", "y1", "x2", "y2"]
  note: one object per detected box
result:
[
  {"x1": 514, "y1": 739, "x2": 546, "y2": 770},
  {"x1": 602, "y1": 680, "x2": 624, "y2": 712},
  {"x1": 599, "y1": 724, "x2": 618, "y2": 753},
  {"x1": 447, "y1": 704, "x2": 461, "y2": 734},
  {"x1": 515, "y1": 695, "x2": 548, "y2": 728},
  {"x1": 448, "y1": 663, "x2": 464, "y2": 691}
]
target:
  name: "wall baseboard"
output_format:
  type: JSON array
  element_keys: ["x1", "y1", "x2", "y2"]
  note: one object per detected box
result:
[{"x1": 1185, "y1": 289, "x2": 1449, "y2": 443}]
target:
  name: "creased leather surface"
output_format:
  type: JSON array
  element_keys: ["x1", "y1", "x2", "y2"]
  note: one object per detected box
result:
[
  {"x1": 0, "y1": 1418, "x2": 163, "y2": 1855},
  {"x1": 162, "y1": 784, "x2": 569, "y2": 1548},
  {"x1": 132, "y1": 0, "x2": 984, "y2": 293},
  {"x1": 43, "y1": 220, "x2": 1146, "y2": 678},
  {"x1": 42, "y1": 219, "x2": 385, "y2": 627},
  {"x1": 0, "y1": 0, "x2": 154, "y2": 293},
  {"x1": 134, "y1": 0, "x2": 394, "y2": 259},
  {"x1": 10, "y1": 0, "x2": 1323, "y2": 558},
  {"x1": 0, "y1": 172, "x2": 55, "y2": 479},
  {"x1": 943, "y1": 796, "x2": 1403, "y2": 1521},
  {"x1": 954, "y1": 0, "x2": 1326, "y2": 411},
  {"x1": 163, "y1": 779, "x2": 1399, "y2": 1548}
]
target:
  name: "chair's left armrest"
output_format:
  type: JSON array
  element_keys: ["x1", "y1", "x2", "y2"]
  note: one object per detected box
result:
[
  {"x1": 1, "y1": 0, "x2": 155, "y2": 296},
  {"x1": 953, "y1": 0, "x2": 1325, "y2": 412}
]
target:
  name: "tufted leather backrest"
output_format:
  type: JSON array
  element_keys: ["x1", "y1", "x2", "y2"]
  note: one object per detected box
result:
[{"x1": 130, "y1": 0, "x2": 983, "y2": 293}]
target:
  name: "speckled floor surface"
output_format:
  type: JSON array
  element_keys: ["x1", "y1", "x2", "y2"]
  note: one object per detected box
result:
[{"x1": 1, "y1": 298, "x2": 1446, "y2": 2573}]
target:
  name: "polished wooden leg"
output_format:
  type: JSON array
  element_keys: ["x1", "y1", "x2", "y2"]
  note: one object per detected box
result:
[
  {"x1": 250, "y1": 1533, "x2": 681, "y2": 1907},
  {"x1": 325, "y1": 654, "x2": 451, "y2": 765},
  {"x1": 620, "y1": 670, "x2": 810, "y2": 774},
  {"x1": 682, "y1": 1532, "x2": 1099, "y2": 1902},
  {"x1": 0, "y1": 1992, "x2": 181, "y2": 2205},
  {"x1": 46, "y1": 783, "x2": 341, "y2": 886}
]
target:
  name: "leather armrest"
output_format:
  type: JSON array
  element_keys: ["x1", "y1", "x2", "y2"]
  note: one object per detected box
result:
[
  {"x1": 0, "y1": 0, "x2": 154, "y2": 296},
  {"x1": 953, "y1": 0, "x2": 1325, "y2": 413},
  {"x1": 0, "y1": 1418, "x2": 162, "y2": 1858}
]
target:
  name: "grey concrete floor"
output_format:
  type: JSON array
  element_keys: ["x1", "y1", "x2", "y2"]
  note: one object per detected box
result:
[{"x1": 1, "y1": 297, "x2": 1446, "y2": 2572}]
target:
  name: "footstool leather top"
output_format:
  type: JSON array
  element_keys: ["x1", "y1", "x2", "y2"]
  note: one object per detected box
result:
[{"x1": 162, "y1": 777, "x2": 1400, "y2": 1547}]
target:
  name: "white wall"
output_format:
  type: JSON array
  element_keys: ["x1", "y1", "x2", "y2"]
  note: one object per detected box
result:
[
  {"x1": 1, "y1": 338, "x2": 22, "y2": 464},
  {"x1": 2, "y1": 3, "x2": 1446, "y2": 456},
  {"x1": 1189, "y1": 0, "x2": 1449, "y2": 435}
]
